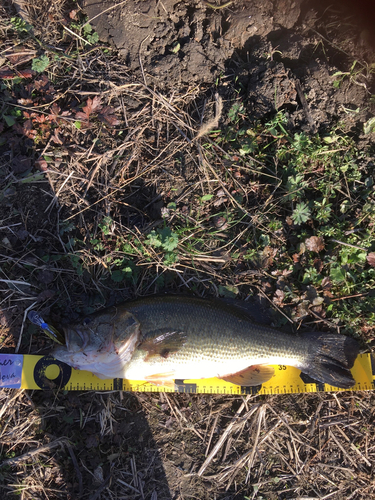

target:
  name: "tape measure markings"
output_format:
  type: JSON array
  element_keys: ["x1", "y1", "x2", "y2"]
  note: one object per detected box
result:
[{"x1": 0, "y1": 353, "x2": 373, "y2": 394}]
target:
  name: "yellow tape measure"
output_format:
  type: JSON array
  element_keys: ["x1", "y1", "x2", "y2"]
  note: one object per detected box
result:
[{"x1": 0, "y1": 353, "x2": 374, "y2": 394}]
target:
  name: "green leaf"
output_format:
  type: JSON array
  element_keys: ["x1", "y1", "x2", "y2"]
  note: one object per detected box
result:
[
  {"x1": 83, "y1": 23, "x2": 93, "y2": 34},
  {"x1": 74, "y1": 121, "x2": 82, "y2": 129},
  {"x1": 99, "y1": 216, "x2": 113, "y2": 235},
  {"x1": 145, "y1": 230, "x2": 163, "y2": 248},
  {"x1": 218, "y1": 285, "x2": 239, "y2": 298},
  {"x1": 291, "y1": 202, "x2": 311, "y2": 225},
  {"x1": 146, "y1": 228, "x2": 179, "y2": 252},
  {"x1": 200, "y1": 194, "x2": 214, "y2": 202},
  {"x1": 159, "y1": 228, "x2": 178, "y2": 251},
  {"x1": 86, "y1": 32, "x2": 99, "y2": 44},
  {"x1": 163, "y1": 252, "x2": 178, "y2": 266},
  {"x1": 330, "y1": 266, "x2": 346, "y2": 283},
  {"x1": 111, "y1": 270, "x2": 124, "y2": 282},
  {"x1": 3, "y1": 115, "x2": 16, "y2": 127},
  {"x1": 285, "y1": 174, "x2": 308, "y2": 200},
  {"x1": 31, "y1": 55, "x2": 50, "y2": 73},
  {"x1": 11, "y1": 16, "x2": 33, "y2": 33},
  {"x1": 19, "y1": 172, "x2": 45, "y2": 183}
]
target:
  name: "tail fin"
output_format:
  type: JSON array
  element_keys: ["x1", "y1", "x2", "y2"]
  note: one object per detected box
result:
[{"x1": 302, "y1": 333, "x2": 359, "y2": 389}]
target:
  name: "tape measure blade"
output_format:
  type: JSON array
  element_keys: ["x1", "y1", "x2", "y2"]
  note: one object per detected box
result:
[{"x1": 14, "y1": 353, "x2": 375, "y2": 394}]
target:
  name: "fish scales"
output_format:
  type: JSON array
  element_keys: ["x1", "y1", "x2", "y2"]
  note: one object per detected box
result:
[
  {"x1": 124, "y1": 295, "x2": 307, "y2": 370},
  {"x1": 52, "y1": 294, "x2": 359, "y2": 388}
]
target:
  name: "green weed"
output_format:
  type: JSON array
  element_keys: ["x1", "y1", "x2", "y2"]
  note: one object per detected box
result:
[
  {"x1": 31, "y1": 54, "x2": 50, "y2": 73},
  {"x1": 10, "y1": 16, "x2": 33, "y2": 34}
]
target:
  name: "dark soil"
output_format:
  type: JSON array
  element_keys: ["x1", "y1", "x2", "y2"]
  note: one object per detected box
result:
[{"x1": 84, "y1": 0, "x2": 375, "y2": 137}]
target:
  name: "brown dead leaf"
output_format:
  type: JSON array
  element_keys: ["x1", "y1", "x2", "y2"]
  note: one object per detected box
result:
[
  {"x1": 83, "y1": 96, "x2": 102, "y2": 116},
  {"x1": 313, "y1": 258, "x2": 323, "y2": 273},
  {"x1": 51, "y1": 129, "x2": 64, "y2": 145},
  {"x1": 305, "y1": 235, "x2": 325, "y2": 253},
  {"x1": 35, "y1": 159, "x2": 48, "y2": 171},
  {"x1": 17, "y1": 98, "x2": 34, "y2": 105},
  {"x1": 48, "y1": 102, "x2": 61, "y2": 119},
  {"x1": 33, "y1": 75, "x2": 55, "y2": 97},
  {"x1": 273, "y1": 289, "x2": 285, "y2": 306},
  {"x1": 6, "y1": 50, "x2": 36, "y2": 66},
  {"x1": 295, "y1": 300, "x2": 310, "y2": 320},
  {"x1": 321, "y1": 276, "x2": 332, "y2": 290},
  {"x1": 321, "y1": 276, "x2": 333, "y2": 297},
  {"x1": 98, "y1": 106, "x2": 120, "y2": 126},
  {"x1": 85, "y1": 434, "x2": 99, "y2": 449},
  {"x1": 0, "y1": 68, "x2": 34, "y2": 79},
  {"x1": 17, "y1": 228, "x2": 29, "y2": 240},
  {"x1": 75, "y1": 111, "x2": 89, "y2": 121},
  {"x1": 33, "y1": 114, "x2": 48, "y2": 124},
  {"x1": 23, "y1": 119, "x2": 37, "y2": 139},
  {"x1": 366, "y1": 252, "x2": 375, "y2": 267}
]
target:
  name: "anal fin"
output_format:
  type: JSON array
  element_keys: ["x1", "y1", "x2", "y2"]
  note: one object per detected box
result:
[
  {"x1": 145, "y1": 372, "x2": 175, "y2": 389},
  {"x1": 220, "y1": 365, "x2": 275, "y2": 386}
]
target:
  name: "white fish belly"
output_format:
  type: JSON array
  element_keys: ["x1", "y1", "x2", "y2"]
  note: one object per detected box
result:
[{"x1": 121, "y1": 353, "x2": 303, "y2": 381}]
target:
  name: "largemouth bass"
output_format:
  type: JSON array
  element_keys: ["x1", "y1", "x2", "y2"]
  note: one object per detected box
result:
[{"x1": 51, "y1": 295, "x2": 359, "y2": 389}]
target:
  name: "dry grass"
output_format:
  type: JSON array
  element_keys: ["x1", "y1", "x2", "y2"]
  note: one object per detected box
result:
[{"x1": 1, "y1": 389, "x2": 375, "y2": 499}]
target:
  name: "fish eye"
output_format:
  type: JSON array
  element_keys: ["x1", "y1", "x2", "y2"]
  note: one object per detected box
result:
[{"x1": 83, "y1": 318, "x2": 91, "y2": 325}]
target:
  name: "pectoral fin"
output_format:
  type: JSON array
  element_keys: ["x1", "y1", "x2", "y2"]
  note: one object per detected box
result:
[
  {"x1": 220, "y1": 365, "x2": 275, "y2": 386},
  {"x1": 145, "y1": 372, "x2": 175, "y2": 389},
  {"x1": 140, "y1": 330, "x2": 187, "y2": 361}
]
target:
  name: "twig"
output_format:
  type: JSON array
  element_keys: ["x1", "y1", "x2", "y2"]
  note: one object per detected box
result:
[
  {"x1": 205, "y1": 413, "x2": 220, "y2": 456},
  {"x1": 117, "y1": 478, "x2": 141, "y2": 494},
  {"x1": 66, "y1": 443, "x2": 83, "y2": 497},
  {"x1": 256, "y1": 287, "x2": 294, "y2": 324},
  {"x1": 335, "y1": 425, "x2": 372, "y2": 467},
  {"x1": 329, "y1": 430, "x2": 358, "y2": 469},
  {"x1": 245, "y1": 405, "x2": 267, "y2": 482},
  {"x1": 198, "y1": 397, "x2": 256, "y2": 476},
  {"x1": 329, "y1": 239, "x2": 368, "y2": 252},
  {"x1": 203, "y1": 1, "x2": 233, "y2": 9},
  {"x1": 0, "y1": 438, "x2": 68, "y2": 468},
  {"x1": 63, "y1": 26, "x2": 91, "y2": 46},
  {"x1": 15, "y1": 300, "x2": 38, "y2": 353},
  {"x1": 44, "y1": 170, "x2": 74, "y2": 213},
  {"x1": 83, "y1": 0, "x2": 129, "y2": 29},
  {"x1": 331, "y1": 292, "x2": 368, "y2": 302},
  {"x1": 88, "y1": 473, "x2": 111, "y2": 500},
  {"x1": 139, "y1": 35, "x2": 150, "y2": 87}
]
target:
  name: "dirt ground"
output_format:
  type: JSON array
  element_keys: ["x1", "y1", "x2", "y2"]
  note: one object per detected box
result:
[
  {"x1": 1, "y1": 0, "x2": 375, "y2": 499},
  {"x1": 83, "y1": 0, "x2": 374, "y2": 132}
]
